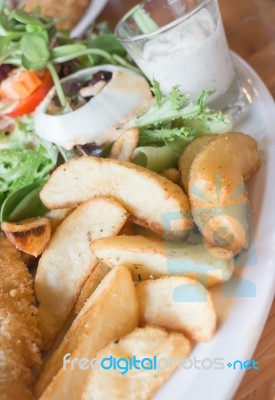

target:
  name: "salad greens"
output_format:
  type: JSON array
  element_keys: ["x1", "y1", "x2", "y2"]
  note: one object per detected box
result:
[
  {"x1": 0, "y1": 6, "x2": 233, "y2": 224},
  {"x1": 0, "y1": 116, "x2": 57, "y2": 221},
  {"x1": 132, "y1": 7, "x2": 159, "y2": 35},
  {"x1": 132, "y1": 139, "x2": 189, "y2": 173},
  {"x1": 0, "y1": 6, "x2": 138, "y2": 108},
  {"x1": 1, "y1": 181, "x2": 48, "y2": 222},
  {"x1": 133, "y1": 81, "x2": 232, "y2": 170},
  {"x1": 0, "y1": 4, "x2": 139, "y2": 223},
  {"x1": 137, "y1": 81, "x2": 232, "y2": 140}
]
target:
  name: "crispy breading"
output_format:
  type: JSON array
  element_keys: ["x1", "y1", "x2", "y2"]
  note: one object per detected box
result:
[
  {"x1": 25, "y1": 0, "x2": 90, "y2": 30},
  {"x1": 0, "y1": 234, "x2": 41, "y2": 400}
]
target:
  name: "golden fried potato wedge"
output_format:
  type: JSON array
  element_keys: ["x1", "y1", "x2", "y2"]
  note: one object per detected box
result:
[
  {"x1": 91, "y1": 235, "x2": 234, "y2": 286},
  {"x1": 74, "y1": 263, "x2": 111, "y2": 314},
  {"x1": 136, "y1": 277, "x2": 217, "y2": 342},
  {"x1": 40, "y1": 157, "x2": 192, "y2": 240},
  {"x1": 178, "y1": 135, "x2": 215, "y2": 192},
  {"x1": 109, "y1": 128, "x2": 139, "y2": 161},
  {"x1": 189, "y1": 132, "x2": 260, "y2": 254},
  {"x1": 36, "y1": 266, "x2": 139, "y2": 399},
  {"x1": 80, "y1": 327, "x2": 191, "y2": 400},
  {"x1": 119, "y1": 220, "x2": 135, "y2": 236},
  {"x1": 161, "y1": 168, "x2": 180, "y2": 184},
  {"x1": 35, "y1": 197, "x2": 128, "y2": 348},
  {"x1": 1, "y1": 217, "x2": 51, "y2": 257},
  {"x1": 132, "y1": 224, "x2": 161, "y2": 238},
  {"x1": 45, "y1": 208, "x2": 72, "y2": 233}
]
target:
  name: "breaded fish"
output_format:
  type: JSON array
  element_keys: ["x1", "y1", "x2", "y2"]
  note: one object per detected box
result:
[
  {"x1": 0, "y1": 234, "x2": 41, "y2": 400},
  {"x1": 25, "y1": 0, "x2": 90, "y2": 30}
]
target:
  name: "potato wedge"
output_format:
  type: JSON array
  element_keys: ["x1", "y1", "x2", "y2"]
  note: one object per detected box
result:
[
  {"x1": 1, "y1": 217, "x2": 51, "y2": 257},
  {"x1": 136, "y1": 277, "x2": 216, "y2": 342},
  {"x1": 178, "y1": 135, "x2": 215, "y2": 192},
  {"x1": 109, "y1": 128, "x2": 139, "y2": 161},
  {"x1": 189, "y1": 132, "x2": 260, "y2": 254},
  {"x1": 40, "y1": 157, "x2": 192, "y2": 240},
  {"x1": 80, "y1": 327, "x2": 191, "y2": 400},
  {"x1": 45, "y1": 208, "x2": 72, "y2": 233},
  {"x1": 91, "y1": 235, "x2": 234, "y2": 286},
  {"x1": 74, "y1": 263, "x2": 111, "y2": 314},
  {"x1": 119, "y1": 220, "x2": 135, "y2": 236},
  {"x1": 132, "y1": 224, "x2": 161, "y2": 238},
  {"x1": 35, "y1": 266, "x2": 138, "y2": 399},
  {"x1": 161, "y1": 168, "x2": 180, "y2": 184},
  {"x1": 35, "y1": 197, "x2": 128, "y2": 348}
]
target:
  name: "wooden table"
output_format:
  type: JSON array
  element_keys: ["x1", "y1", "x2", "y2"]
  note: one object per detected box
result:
[{"x1": 99, "y1": 2, "x2": 275, "y2": 399}]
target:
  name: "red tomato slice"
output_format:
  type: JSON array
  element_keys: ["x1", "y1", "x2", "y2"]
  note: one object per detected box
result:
[{"x1": 4, "y1": 70, "x2": 53, "y2": 119}]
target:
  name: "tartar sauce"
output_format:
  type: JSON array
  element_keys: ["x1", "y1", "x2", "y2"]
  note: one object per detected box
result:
[{"x1": 137, "y1": 9, "x2": 235, "y2": 101}]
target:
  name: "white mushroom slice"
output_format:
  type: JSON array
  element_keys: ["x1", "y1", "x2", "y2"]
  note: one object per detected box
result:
[{"x1": 35, "y1": 65, "x2": 152, "y2": 150}]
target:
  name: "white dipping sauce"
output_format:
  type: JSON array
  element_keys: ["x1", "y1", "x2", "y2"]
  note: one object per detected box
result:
[{"x1": 137, "y1": 9, "x2": 235, "y2": 100}]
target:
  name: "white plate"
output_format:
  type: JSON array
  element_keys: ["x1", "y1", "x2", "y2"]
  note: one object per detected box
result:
[
  {"x1": 71, "y1": 0, "x2": 109, "y2": 37},
  {"x1": 155, "y1": 53, "x2": 275, "y2": 400}
]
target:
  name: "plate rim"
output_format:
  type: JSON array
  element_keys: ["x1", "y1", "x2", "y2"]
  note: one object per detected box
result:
[{"x1": 154, "y1": 53, "x2": 275, "y2": 400}]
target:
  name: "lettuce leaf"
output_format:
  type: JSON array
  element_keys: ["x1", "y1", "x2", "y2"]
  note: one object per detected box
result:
[
  {"x1": 0, "y1": 146, "x2": 56, "y2": 193},
  {"x1": 136, "y1": 83, "x2": 233, "y2": 147},
  {"x1": 0, "y1": 115, "x2": 58, "y2": 220}
]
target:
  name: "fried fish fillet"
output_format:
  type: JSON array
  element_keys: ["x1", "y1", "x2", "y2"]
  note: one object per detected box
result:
[
  {"x1": 0, "y1": 234, "x2": 41, "y2": 400},
  {"x1": 25, "y1": 0, "x2": 90, "y2": 30}
]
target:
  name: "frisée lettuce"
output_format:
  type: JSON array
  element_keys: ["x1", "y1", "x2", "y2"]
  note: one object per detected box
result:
[
  {"x1": 136, "y1": 81, "x2": 232, "y2": 142},
  {"x1": 133, "y1": 81, "x2": 233, "y2": 171},
  {"x1": 0, "y1": 116, "x2": 58, "y2": 221}
]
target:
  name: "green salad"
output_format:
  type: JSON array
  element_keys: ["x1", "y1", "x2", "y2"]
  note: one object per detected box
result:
[{"x1": 0, "y1": 5, "x2": 232, "y2": 223}]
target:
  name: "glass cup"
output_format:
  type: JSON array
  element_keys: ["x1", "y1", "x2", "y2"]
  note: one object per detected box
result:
[{"x1": 115, "y1": 0, "x2": 247, "y2": 116}]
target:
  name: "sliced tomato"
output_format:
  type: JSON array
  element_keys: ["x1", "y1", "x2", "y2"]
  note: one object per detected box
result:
[{"x1": 4, "y1": 70, "x2": 53, "y2": 119}]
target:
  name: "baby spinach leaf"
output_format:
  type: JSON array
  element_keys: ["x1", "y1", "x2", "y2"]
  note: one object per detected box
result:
[
  {"x1": 91, "y1": 34, "x2": 126, "y2": 56},
  {"x1": 12, "y1": 9, "x2": 44, "y2": 28},
  {"x1": 21, "y1": 32, "x2": 49, "y2": 70},
  {"x1": 90, "y1": 34, "x2": 126, "y2": 64},
  {"x1": 1, "y1": 182, "x2": 47, "y2": 222},
  {"x1": 51, "y1": 43, "x2": 87, "y2": 59}
]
